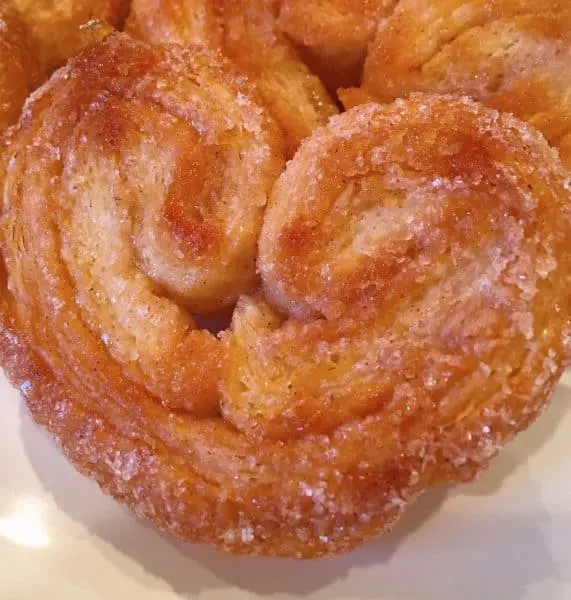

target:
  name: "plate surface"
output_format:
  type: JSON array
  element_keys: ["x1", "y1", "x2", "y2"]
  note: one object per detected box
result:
[{"x1": 1, "y1": 370, "x2": 570, "y2": 600}]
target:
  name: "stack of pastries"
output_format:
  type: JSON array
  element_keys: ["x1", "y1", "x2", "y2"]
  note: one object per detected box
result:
[{"x1": 0, "y1": 0, "x2": 570, "y2": 559}]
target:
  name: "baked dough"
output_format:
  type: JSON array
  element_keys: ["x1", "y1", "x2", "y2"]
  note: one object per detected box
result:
[
  {"x1": 361, "y1": 1, "x2": 571, "y2": 166},
  {"x1": 2, "y1": 62, "x2": 569, "y2": 556},
  {"x1": 10, "y1": 0, "x2": 130, "y2": 76},
  {"x1": 0, "y1": 4, "x2": 37, "y2": 134},
  {"x1": 126, "y1": 0, "x2": 338, "y2": 156},
  {"x1": 278, "y1": 0, "x2": 398, "y2": 91}
]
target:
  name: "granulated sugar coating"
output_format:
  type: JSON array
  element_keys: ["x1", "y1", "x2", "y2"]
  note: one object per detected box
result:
[
  {"x1": 1, "y1": 34, "x2": 570, "y2": 558},
  {"x1": 126, "y1": 0, "x2": 338, "y2": 158},
  {"x1": 359, "y1": 1, "x2": 571, "y2": 167}
]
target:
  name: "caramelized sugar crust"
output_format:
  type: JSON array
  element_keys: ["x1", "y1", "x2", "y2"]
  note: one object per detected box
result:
[
  {"x1": 126, "y1": 0, "x2": 338, "y2": 157},
  {"x1": 1, "y1": 42, "x2": 569, "y2": 557},
  {"x1": 361, "y1": 1, "x2": 571, "y2": 166}
]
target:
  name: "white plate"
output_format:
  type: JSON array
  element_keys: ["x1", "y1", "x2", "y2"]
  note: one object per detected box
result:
[{"x1": 1, "y1": 370, "x2": 570, "y2": 600}]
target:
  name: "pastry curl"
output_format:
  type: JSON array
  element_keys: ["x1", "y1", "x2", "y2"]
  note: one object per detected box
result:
[
  {"x1": 0, "y1": 33, "x2": 283, "y2": 420},
  {"x1": 126, "y1": 0, "x2": 338, "y2": 157},
  {"x1": 226, "y1": 94, "x2": 571, "y2": 445},
  {"x1": 278, "y1": 0, "x2": 397, "y2": 92},
  {"x1": 360, "y1": 1, "x2": 571, "y2": 167},
  {"x1": 10, "y1": 0, "x2": 130, "y2": 76},
  {"x1": 2, "y1": 68, "x2": 569, "y2": 557},
  {"x1": 0, "y1": 4, "x2": 37, "y2": 135}
]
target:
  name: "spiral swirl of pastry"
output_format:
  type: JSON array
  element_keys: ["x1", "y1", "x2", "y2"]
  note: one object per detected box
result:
[
  {"x1": 360, "y1": 1, "x2": 571, "y2": 167},
  {"x1": 10, "y1": 0, "x2": 130, "y2": 76},
  {"x1": 1, "y1": 34, "x2": 283, "y2": 416},
  {"x1": 0, "y1": 4, "x2": 37, "y2": 135},
  {"x1": 278, "y1": 0, "x2": 398, "y2": 92},
  {"x1": 1, "y1": 43, "x2": 570, "y2": 557},
  {"x1": 126, "y1": 0, "x2": 338, "y2": 157},
  {"x1": 225, "y1": 94, "x2": 571, "y2": 444}
]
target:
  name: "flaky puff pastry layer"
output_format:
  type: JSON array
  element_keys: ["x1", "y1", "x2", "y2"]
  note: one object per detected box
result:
[
  {"x1": 229, "y1": 94, "x2": 571, "y2": 447},
  {"x1": 0, "y1": 4, "x2": 37, "y2": 135},
  {"x1": 358, "y1": 0, "x2": 571, "y2": 167},
  {"x1": 2, "y1": 46, "x2": 570, "y2": 558},
  {"x1": 9, "y1": 0, "x2": 130, "y2": 76},
  {"x1": 126, "y1": 0, "x2": 338, "y2": 157},
  {"x1": 278, "y1": 0, "x2": 397, "y2": 92},
  {"x1": 0, "y1": 33, "x2": 283, "y2": 417}
]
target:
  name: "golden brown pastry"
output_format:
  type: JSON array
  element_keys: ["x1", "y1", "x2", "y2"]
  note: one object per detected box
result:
[
  {"x1": 278, "y1": 0, "x2": 398, "y2": 92},
  {"x1": 2, "y1": 51, "x2": 570, "y2": 558},
  {"x1": 126, "y1": 0, "x2": 338, "y2": 157},
  {"x1": 0, "y1": 32, "x2": 284, "y2": 420},
  {"x1": 0, "y1": 4, "x2": 37, "y2": 134},
  {"x1": 10, "y1": 0, "x2": 130, "y2": 76},
  {"x1": 361, "y1": 1, "x2": 571, "y2": 167}
]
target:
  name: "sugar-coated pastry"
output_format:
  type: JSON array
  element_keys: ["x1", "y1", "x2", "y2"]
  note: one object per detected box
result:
[
  {"x1": 0, "y1": 33, "x2": 284, "y2": 419},
  {"x1": 0, "y1": 4, "x2": 37, "y2": 134},
  {"x1": 10, "y1": 0, "x2": 130, "y2": 76},
  {"x1": 2, "y1": 69, "x2": 569, "y2": 558},
  {"x1": 361, "y1": 1, "x2": 571, "y2": 166},
  {"x1": 278, "y1": 0, "x2": 398, "y2": 92},
  {"x1": 126, "y1": 0, "x2": 338, "y2": 157}
]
